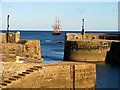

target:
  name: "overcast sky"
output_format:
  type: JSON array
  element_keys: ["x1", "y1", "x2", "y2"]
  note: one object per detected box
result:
[{"x1": 1, "y1": 2, "x2": 118, "y2": 31}]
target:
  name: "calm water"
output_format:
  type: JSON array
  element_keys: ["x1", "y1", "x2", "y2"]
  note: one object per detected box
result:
[{"x1": 2, "y1": 30, "x2": 120, "y2": 89}]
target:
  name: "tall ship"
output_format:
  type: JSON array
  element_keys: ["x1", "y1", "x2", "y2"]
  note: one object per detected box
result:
[{"x1": 52, "y1": 17, "x2": 61, "y2": 35}]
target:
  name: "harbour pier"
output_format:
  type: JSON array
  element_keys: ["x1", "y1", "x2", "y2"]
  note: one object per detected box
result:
[
  {"x1": 64, "y1": 33, "x2": 120, "y2": 63},
  {"x1": 1, "y1": 61, "x2": 96, "y2": 88},
  {"x1": 0, "y1": 31, "x2": 96, "y2": 88}
]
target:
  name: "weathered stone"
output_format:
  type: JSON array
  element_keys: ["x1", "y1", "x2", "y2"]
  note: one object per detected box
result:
[
  {"x1": 64, "y1": 33, "x2": 120, "y2": 62},
  {"x1": 1, "y1": 61, "x2": 96, "y2": 88}
]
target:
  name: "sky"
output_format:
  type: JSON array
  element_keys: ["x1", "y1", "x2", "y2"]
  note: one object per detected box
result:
[{"x1": 1, "y1": 2, "x2": 118, "y2": 31}]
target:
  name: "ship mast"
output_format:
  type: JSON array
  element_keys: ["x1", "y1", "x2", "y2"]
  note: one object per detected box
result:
[
  {"x1": 58, "y1": 17, "x2": 60, "y2": 32},
  {"x1": 55, "y1": 17, "x2": 57, "y2": 32},
  {"x1": 53, "y1": 17, "x2": 60, "y2": 32},
  {"x1": 52, "y1": 17, "x2": 62, "y2": 36}
]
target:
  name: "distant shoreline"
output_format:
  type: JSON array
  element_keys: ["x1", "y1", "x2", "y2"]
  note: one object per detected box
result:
[{"x1": 1, "y1": 30, "x2": 120, "y2": 34}]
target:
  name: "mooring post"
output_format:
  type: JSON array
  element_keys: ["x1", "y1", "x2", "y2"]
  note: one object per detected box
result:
[{"x1": 7, "y1": 15, "x2": 9, "y2": 43}]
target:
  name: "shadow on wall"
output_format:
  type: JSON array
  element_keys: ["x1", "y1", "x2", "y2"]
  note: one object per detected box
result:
[
  {"x1": 105, "y1": 42, "x2": 120, "y2": 64},
  {"x1": 99, "y1": 34, "x2": 120, "y2": 40}
]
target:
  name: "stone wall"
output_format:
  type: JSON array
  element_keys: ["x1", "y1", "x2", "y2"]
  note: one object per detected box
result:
[
  {"x1": 65, "y1": 33, "x2": 83, "y2": 41},
  {"x1": 1, "y1": 32, "x2": 41, "y2": 60},
  {"x1": 100, "y1": 34, "x2": 120, "y2": 40},
  {"x1": 1, "y1": 62, "x2": 96, "y2": 88},
  {"x1": 65, "y1": 33, "x2": 120, "y2": 41},
  {"x1": 15, "y1": 33, "x2": 20, "y2": 43},
  {"x1": 0, "y1": 32, "x2": 20, "y2": 43},
  {"x1": 64, "y1": 33, "x2": 120, "y2": 62},
  {"x1": 20, "y1": 39, "x2": 41, "y2": 59},
  {"x1": 1, "y1": 62, "x2": 42, "y2": 81},
  {"x1": 0, "y1": 33, "x2": 7, "y2": 43},
  {"x1": 65, "y1": 40, "x2": 112, "y2": 50},
  {"x1": 1, "y1": 43, "x2": 22, "y2": 55},
  {"x1": 1, "y1": 39, "x2": 41, "y2": 60},
  {"x1": 105, "y1": 42, "x2": 120, "y2": 63},
  {"x1": 64, "y1": 40, "x2": 112, "y2": 62},
  {"x1": 65, "y1": 33, "x2": 106, "y2": 41}
]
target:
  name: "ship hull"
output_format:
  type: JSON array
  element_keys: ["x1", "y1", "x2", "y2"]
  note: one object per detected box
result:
[{"x1": 52, "y1": 31, "x2": 61, "y2": 35}]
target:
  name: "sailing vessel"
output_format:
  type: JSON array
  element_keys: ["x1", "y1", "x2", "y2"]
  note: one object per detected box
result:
[{"x1": 52, "y1": 17, "x2": 61, "y2": 35}]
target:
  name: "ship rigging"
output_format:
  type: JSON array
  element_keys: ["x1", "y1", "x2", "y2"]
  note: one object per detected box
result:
[{"x1": 52, "y1": 17, "x2": 62, "y2": 35}]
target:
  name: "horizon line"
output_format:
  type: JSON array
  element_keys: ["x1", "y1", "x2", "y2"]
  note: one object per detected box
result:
[{"x1": 0, "y1": 29, "x2": 119, "y2": 32}]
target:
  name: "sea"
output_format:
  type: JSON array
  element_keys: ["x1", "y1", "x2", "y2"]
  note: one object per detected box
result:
[{"x1": 2, "y1": 30, "x2": 120, "y2": 89}]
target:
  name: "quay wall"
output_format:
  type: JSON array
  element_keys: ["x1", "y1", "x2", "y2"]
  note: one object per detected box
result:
[
  {"x1": 1, "y1": 32, "x2": 41, "y2": 60},
  {"x1": 1, "y1": 39, "x2": 41, "y2": 60},
  {"x1": 65, "y1": 33, "x2": 120, "y2": 41},
  {"x1": 64, "y1": 33, "x2": 120, "y2": 62},
  {"x1": 64, "y1": 40, "x2": 112, "y2": 62},
  {"x1": 105, "y1": 42, "x2": 120, "y2": 63},
  {"x1": 1, "y1": 62, "x2": 42, "y2": 81},
  {"x1": 1, "y1": 62, "x2": 96, "y2": 88},
  {"x1": 65, "y1": 33, "x2": 106, "y2": 41},
  {"x1": 0, "y1": 32, "x2": 20, "y2": 43}
]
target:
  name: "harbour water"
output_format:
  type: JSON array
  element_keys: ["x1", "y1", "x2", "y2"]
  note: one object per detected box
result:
[{"x1": 2, "y1": 30, "x2": 120, "y2": 89}]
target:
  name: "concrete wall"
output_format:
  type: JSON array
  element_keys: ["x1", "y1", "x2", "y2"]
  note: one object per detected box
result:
[{"x1": 1, "y1": 63, "x2": 96, "y2": 88}]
